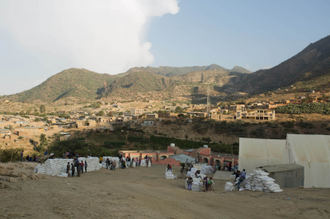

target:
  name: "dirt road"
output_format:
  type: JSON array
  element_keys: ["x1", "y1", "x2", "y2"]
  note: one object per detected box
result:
[{"x1": 1, "y1": 165, "x2": 329, "y2": 219}]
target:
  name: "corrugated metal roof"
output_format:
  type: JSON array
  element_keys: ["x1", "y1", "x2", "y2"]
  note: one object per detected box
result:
[
  {"x1": 261, "y1": 164, "x2": 304, "y2": 173},
  {"x1": 170, "y1": 154, "x2": 195, "y2": 163}
]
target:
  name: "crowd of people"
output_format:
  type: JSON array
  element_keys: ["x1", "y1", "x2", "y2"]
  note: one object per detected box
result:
[
  {"x1": 66, "y1": 158, "x2": 88, "y2": 177},
  {"x1": 20, "y1": 150, "x2": 41, "y2": 163},
  {"x1": 102, "y1": 154, "x2": 153, "y2": 170}
]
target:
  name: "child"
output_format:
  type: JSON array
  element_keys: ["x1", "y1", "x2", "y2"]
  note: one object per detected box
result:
[
  {"x1": 203, "y1": 177, "x2": 209, "y2": 192},
  {"x1": 187, "y1": 177, "x2": 193, "y2": 190},
  {"x1": 208, "y1": 177, "x2": 215, "y2": 191}
]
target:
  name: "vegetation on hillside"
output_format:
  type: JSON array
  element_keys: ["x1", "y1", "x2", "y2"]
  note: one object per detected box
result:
[
  {"x1": 3, "y1": 68, "x2": 115, "y2": 103},
  {"x1": 276, "y1": 103, "x2": 330, "y2": 114}
]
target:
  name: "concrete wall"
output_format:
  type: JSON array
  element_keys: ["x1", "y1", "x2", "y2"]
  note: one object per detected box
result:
[{"x1": 268, "y1": 169, "x2": 304, "y2": 189}]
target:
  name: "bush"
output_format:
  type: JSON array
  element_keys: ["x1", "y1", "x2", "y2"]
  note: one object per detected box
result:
[
  {"x1": 0, "y1": 148, "x2": 22, "y2": 162},
  {"x1": 276, "y1": 103, "x2": 330, "y2": 114}
]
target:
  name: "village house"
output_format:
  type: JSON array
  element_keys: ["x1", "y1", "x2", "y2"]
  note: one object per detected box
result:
[
  {"x1": 158, "y1": 112, "x2": 178, "y2": 118},
  {"x1": 130, "y1": 108, "x2": 144, "y2": 116},
  {"x1": 146, "y1": 114, "x2": 158, "y2": 119},
  {"x1": 187, "y1": 112, "x2": 207, "y2": 118},
  {"x1": 237, "y1": 109, "x2": 275, "y2": 120},
  {"x1": 119, "y1": 144, "x2": 238, "y2": 167}
]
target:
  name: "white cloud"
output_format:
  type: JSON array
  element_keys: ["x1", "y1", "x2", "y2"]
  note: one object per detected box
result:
[
  {"x1": 0, "y1": 0, "x2": 179, "y2": 95},
  {"x1": 262, "y1": 66, "x2": 272, "y2": 69}
]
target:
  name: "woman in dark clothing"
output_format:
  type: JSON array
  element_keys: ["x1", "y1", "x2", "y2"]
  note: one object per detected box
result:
[{"x1": 232, "y1": 170, "x2": 241, "y2": 183}]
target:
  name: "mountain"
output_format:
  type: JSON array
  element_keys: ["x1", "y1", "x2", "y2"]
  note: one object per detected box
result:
[
  {"x1": 1, "y1": 64, "x2": 250, "y2": 103},
  {"x1": 3, "y1": 68, "x2": 115, "y2": 103},
  {"x1": 237, "y1": 35, "x2": 330, "y2": 93},
  {"x1": 127, "y1": 64, "x2": 251, "y2": 77},
  {"x1": 102, "y1": 72, "x2": 175, "y2": 98},
  {"x1": 3, "y1": 35, "x2": 330, "y2": 104}
]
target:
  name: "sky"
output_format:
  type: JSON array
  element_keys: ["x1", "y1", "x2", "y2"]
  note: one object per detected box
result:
[{"x1": 0, "y1": 0, "x2": 329, "y2": 95}]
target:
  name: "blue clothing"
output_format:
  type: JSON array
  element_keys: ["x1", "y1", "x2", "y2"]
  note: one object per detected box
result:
[{"x1": 241, "y1": 171, "x2": 246, "y2": 179}]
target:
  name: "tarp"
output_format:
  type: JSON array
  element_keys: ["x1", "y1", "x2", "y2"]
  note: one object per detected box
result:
[
  {"x1": 283, "y1": 134, "x2": 330, "y2": 188},
  {"x1": 239, "y1": 138, "x2": 286, "y2": 174},
  {"x1": 170, "y1": 154, "x2": 195, "y2": 163}
]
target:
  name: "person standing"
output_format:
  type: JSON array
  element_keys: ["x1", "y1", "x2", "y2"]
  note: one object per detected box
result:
[
  {"x1": 208, "y1": 177, "x2": 215, "y2": 191},
  {"x1": 187, "y1": 177, "x2": 193, "y2": 190},
  {"x1": 81, "y1": 161, "x2": 84, "y2": 173},
  {"x1": 112, "y1": 160, "x2": 116, "y2": 171},
  {"x1": 203, "y1": 177, "x2": 209, "y2": 192},
  {"x1": 84, "y1": 160, "x2": 87, "y2": 173},
  {"x1": 66, "y1": 162, "x2": 70, "y2": 177},
  {"x1": 77, "y1": 162, "x2": 81, "y2": 177},
  {"x1": 71, "y1": 163, "x2": 75, "y2": 177},
  {"x1": 109, "y1": 159, "x2": 113, "y2": 170},
  {"x1": 20, "y1": 150, "x2": 24, "y2": 162},
  {"x1": 181, "y1": 166, "x2": 184, "y2": 177},
  {"x1": 106, "y1": 158, "x2": 109, "y2": 169}
]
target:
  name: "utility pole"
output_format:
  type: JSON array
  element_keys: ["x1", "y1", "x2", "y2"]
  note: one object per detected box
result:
[{"x1": 207, "y1": 85, "x2": 210, "y2": 114}]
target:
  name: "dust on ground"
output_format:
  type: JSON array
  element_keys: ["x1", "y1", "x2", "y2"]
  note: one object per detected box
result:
[{"x1": 0, "y1": 164, "x2": 329, "y2": 219}]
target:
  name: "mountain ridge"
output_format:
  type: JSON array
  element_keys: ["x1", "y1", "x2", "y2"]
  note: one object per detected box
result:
[{"x1": 2, "y1": 35, "x2": 330, "y2": 103}]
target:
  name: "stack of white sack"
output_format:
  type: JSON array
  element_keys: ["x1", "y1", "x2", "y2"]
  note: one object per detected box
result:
[
  {"x1": 101, "y1": 157, "x2": 120, "y2": 168},
  {"x1": 224, "y1": 182, "x2": 235, "y2": 191},
  {"x1": 140, "y1": 159, "x2": 146, "y2": 167},
  {"x1": 201, "y1": 165, "x2": 214, "y2": 175},
  {"x1": 244, "y1": 169, "x2": 283, "y2": 193},
  {"x1": 185, "y1": 177, "x2": 203, "y2": 191},
  {"x1": 184, "y1": 168, "x2": 206, "y2": 192},
  {"x1": 140, "y1": 159, "x2": 152, "y2": 167},
  {"x1": 165, "y1": 169, "x2": 177, "y2": 179},
  {"x1": 35, "y1": 157, "x2": 101, "y2": 177},
  {"x1": 186, "y1": 167, "x2": 198, "y2": 178}
]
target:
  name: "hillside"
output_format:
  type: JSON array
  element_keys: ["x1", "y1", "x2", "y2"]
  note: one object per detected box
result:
[
  {"x1": 1, "y1": 65, "x2": 249, "y2": 103},
  {"x1": 127, "y1": 64, "x2": 251, "y2": 77},
  {"x1": 172, "y1": 69, "x2": 231, "y2": 83},
  {"x1": 3, "y1": 35, "x2": 330, "y2": 104},
  {"x1": 237, "y1": 35, "x2": 330, "y2": 93},
  {"x1": 103, "y1": 72, "x2": 176, "y2": 99},
  {"x1": 3, "y1": 68, "x2": 115, "y2": 103}
]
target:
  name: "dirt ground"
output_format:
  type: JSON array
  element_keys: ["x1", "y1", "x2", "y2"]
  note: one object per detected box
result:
[{"x1": 1, "y1": 164, "x2": 330, "y2": 219}]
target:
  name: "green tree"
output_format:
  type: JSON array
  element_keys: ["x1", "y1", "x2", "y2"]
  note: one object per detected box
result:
[
  {"x1": 107, "y1": 111, "x2": 113, "y2": 117},
  {"x1": 40, "y1": 105, "x2": 46, "y2": 113},
  {"x1": 185, "y1": 134, "x2": 188, "y2": 140},
  {"x1": 175, "y1": 106, "x2": 183, "y2": 113},
  {"x1": 96, "y1": 110, "x2": 105, "y2": 116},
  {"x1": 36, "y1": 134, "x2": 48, "y2": 152}
]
